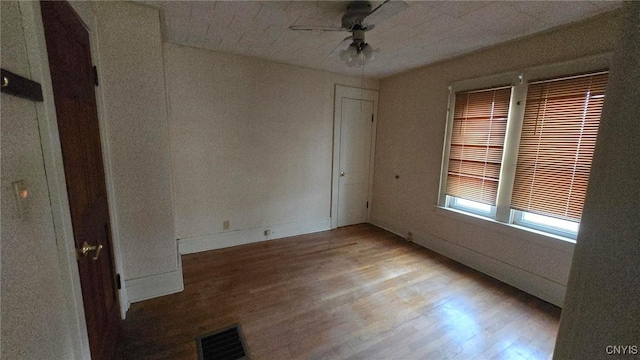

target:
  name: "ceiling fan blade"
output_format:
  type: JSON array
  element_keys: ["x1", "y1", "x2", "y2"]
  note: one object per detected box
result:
[
  {"x1": 289, "y1": 25, "x2": 348, "y2": 32},
  {"x1": 364, "y1": 0, "x2": 409, "y2": 25},
  {"x1": 328, "y1": 36, "x2": 353, "y2": 57}
]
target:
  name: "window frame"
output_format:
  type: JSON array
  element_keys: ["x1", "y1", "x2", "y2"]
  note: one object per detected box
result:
[
  {"x1": 512, "y1": 210, "x2": 579, "y2": 239},
  {"x1": 445, "y1": 84, "x2": 513, "y2": 206},
  {"x1": 438, "y1": 71, "x2": 521, "y2": 207},
  {"x1": 446, "y1": 195, "x2": 496, "y2": 218},
  {"x1": 437, "y1": 54, "x2": 611, "y2": 241}
]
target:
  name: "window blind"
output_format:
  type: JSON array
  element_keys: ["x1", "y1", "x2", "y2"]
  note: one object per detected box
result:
[
  {"x1": 446, "y1": 87, "x2": 511, "y2": 205},
  {"x1": 511, "y1": 72, "x2": 608, "y2": 221}
]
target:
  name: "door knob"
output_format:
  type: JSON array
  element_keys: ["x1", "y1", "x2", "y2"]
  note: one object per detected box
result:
[
  {"x1": 340, "y1": 172, "x2": 345, "y2": 176},
  {"x1": 77, "y1": 241, "x2": 103, "y2": 260}
]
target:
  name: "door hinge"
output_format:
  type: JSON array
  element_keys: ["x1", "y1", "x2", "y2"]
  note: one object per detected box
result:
[
  {"x1": 366, "y1": 201, "x2": 369, "y2": 209},
  {"x1": 371, "y1": 114, "x2": 374, "y2": 122},
  {"x1": 92, "y1": 65, "x2": 99, "y2": 86},
  {"x1": 116, "y1": 274, "x2": 121, "y2": 290}
]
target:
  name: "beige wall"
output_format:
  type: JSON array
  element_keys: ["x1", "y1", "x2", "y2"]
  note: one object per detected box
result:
[
  {"x1": 0, "y1": 2, "x2": 75, "y2": 358},
  {"x1": 371, "y1": 10, "x2": 624, "y2": 306},
  {"x1": 555, "y1": 3, "x2": 640, "y2": 358},
  {"x1": 165, "y1": 43, "x2": 378, "y2": 246}
]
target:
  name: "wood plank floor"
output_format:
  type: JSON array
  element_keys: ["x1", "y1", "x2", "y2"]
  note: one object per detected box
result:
[{"x1": 116, "y1": 224, "x2": 561, "y2": 359}]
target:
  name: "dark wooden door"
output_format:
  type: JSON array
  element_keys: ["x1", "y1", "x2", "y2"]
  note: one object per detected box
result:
[{"x1": 41, "y1": 2, "x2": 120, "y2": 359}]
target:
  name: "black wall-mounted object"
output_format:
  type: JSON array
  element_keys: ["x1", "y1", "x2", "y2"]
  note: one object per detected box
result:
[{"x1": 1, "y1": 68, "x2": 43, "y2": 102}]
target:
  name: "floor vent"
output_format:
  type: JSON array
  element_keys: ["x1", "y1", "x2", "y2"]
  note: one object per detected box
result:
[{"x1": 197, "y1": 324, "x2": 248, "y2": 360}]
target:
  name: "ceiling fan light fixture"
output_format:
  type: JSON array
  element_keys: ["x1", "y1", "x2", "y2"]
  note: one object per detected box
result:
[
  {"x1": 361, "y1": 43, "x2": 375, "y2": 61},
  {"x1": 341, "y1": 42, "x2": 374, "y2": 67},
  {"x1": 346, "y1": 56, "x2": 364, "y2": 68},
  {"x1": 339, "y1": 43, "x2": 359, "y2": 62}
]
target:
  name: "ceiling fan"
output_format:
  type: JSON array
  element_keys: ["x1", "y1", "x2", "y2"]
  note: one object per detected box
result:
[{"x1": 289, "y1": 1, "x2": 408, "y2": 67}]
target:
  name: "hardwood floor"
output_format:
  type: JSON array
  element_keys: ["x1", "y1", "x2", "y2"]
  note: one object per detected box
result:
[{"x1": 116, "y1": 224, "x2": 561, "y2": 359}]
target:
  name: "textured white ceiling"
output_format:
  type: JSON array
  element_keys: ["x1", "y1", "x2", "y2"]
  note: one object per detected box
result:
[{"x1": 139, "y1": 1, "x2": 623, "y2": 79}]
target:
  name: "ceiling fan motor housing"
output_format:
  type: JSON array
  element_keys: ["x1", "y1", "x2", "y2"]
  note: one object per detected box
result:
[
  {"x1": 342, "y1": 1, "x2": 373, "y2": 30},
  {"x1": 352, "y1": 29, "x2": 366, "y2": 44}
]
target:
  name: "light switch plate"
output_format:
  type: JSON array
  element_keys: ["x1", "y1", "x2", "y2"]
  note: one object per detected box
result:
[{"x1": 12, "y1": 180, "x2": 29, "y2": 217}]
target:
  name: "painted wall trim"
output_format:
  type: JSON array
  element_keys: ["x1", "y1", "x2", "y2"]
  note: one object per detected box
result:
[
  {"x1": 179, "y1": 218, "x2": 331, "y2": 255},
  {"x1": 126, "y1": 252, "x2": 184, "y2": 303},
  {"x1": 369, "y1": 216, "x2": 566, "y2": 307}
]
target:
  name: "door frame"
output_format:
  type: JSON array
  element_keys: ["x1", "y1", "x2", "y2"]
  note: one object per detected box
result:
[
  {"x1": 17, "y1": 2, "x2": 128, "y2": 359},
  {"x1": 331, "y1": 85, "x2": 379, "y2": 229}
]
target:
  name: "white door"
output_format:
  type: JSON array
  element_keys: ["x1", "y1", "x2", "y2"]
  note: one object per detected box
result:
[{"x1": 338, "y1": 98, "x2": 374, "y2": 227}]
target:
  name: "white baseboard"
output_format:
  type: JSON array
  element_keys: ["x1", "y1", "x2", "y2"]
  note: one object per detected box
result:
[
  {"x1": 125, "y1": 254, "x2": 184, "y2": 303},
  {"x1": 119, "y1": 281, "x2": 130, "y2": 319},
  {"x1": 178, "y1": 218, "x2": 332, "y2": 255},
  {"x1": 370, "y1": 216, "x2": 566, "y2": 307}
]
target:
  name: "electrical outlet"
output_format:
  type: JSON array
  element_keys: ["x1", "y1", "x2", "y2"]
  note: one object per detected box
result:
[
  {"x1": 407, "y1": 231, "x2": 413, "y2": 241},
  {"x1": 223, "y1": 220, "x2": 230, "y2": 231},
  {"x1": 264, "y1": 229, "x2": 271, "y2": 237}
]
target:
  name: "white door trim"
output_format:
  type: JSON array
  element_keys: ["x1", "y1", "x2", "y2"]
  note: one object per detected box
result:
[{"x1": 331, "y1": 85, "x2": 379, "y2": 229}]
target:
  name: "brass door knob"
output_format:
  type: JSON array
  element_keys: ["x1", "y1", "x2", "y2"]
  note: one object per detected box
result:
[{"x1": 77, "y1": 241, "x2": 103, "y2": 260}]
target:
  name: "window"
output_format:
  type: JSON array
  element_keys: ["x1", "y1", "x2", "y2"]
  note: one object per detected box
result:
[
  {"x1": 513, "y1": 210, "x2": 580, "y2": 238},
  {"x1": 439, "y1": 67, "x2": 609, "y2": 240},
  {"x1": 448, "y1": 197, "x2": 494, "y2": 217},
  {"x1": 511, "y1": 72, "x2": 608, "y2": 221},
  {"x1": 446, "y1": 86, "x2": 511, "y2": 208}
]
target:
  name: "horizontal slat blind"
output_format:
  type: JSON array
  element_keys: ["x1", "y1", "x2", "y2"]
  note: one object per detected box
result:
[
  {"x1": 511, "y1": 72, "x2": 608, "y2": 221},
  {"x1": 446, "y1": 86, "x2": 511, "y2": 205}
]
